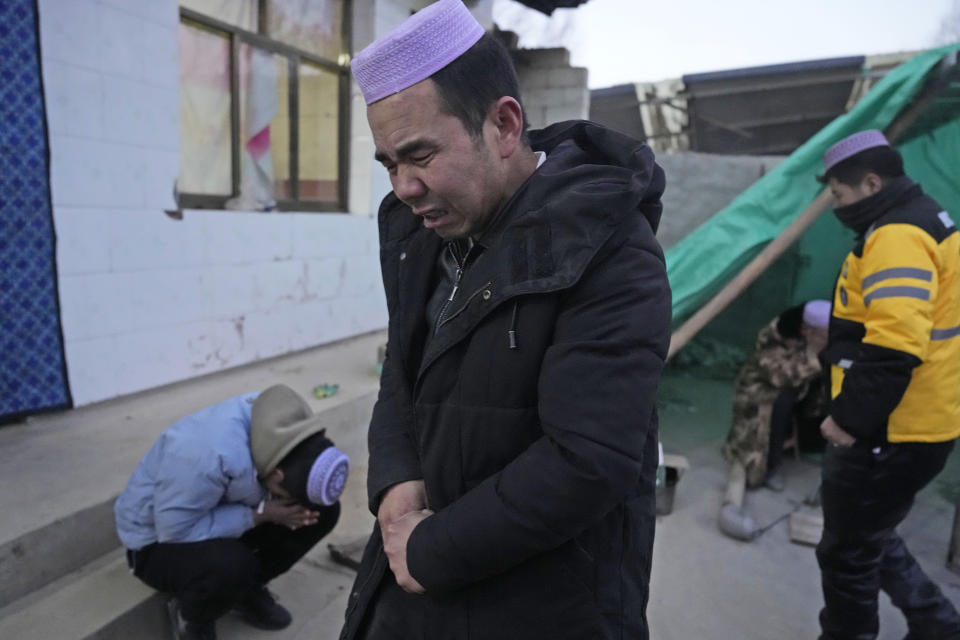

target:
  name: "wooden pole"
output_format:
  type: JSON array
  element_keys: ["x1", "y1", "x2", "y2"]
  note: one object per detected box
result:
[
  {"x1": 668, "y1": 188, "x2": 833, "y2": 360},
  {"x1": 666, "y1": 58, "x2": 952, "y2": 361}
]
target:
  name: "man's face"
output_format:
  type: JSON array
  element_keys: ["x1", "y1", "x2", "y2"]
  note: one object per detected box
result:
[
  {"x1": 827, "y1": 175, "x2": 881, "y2": 207},
  {"x1": 801, "y1": 324, "x2": 828, "y2": 353},
  {"x1": 368, "y1": 79, "x2": 504, "y2": 240}
]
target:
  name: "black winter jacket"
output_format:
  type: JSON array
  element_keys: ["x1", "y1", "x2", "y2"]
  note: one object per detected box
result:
[{"x1": 340, "y1": 121, "x2": 672, "y2": 640}]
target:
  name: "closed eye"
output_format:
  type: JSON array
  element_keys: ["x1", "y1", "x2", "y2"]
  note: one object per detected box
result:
[{"x1": 411, "y1": 152, "x2": 433, "y2": 165}]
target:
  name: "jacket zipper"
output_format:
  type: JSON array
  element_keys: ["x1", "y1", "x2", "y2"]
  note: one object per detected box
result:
[
  {"x1": 438, "y1": 281, "x2": 492, "y2": 330},
  {"x1": 435, "y1": 241, "x2": 468, "y2": 336},
  {"x1": 434, "y1": 265, "x2": 463, "y2": 336}
]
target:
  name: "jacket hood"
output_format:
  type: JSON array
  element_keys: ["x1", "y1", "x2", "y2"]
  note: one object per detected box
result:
[{"x1": 527, "y1": 120, "x2": 664, "y2": 234}]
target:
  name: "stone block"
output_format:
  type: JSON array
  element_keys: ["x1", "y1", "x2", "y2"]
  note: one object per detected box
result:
[
  {"x1": 52, "y1": 207, "x2": 112, "y2": 276},
  {"x1": 42, "y1": 61, "x2": 103, "y2": 138},
  {"x1": 98, "y1": 4, "x2": 146, "y2": 79},
  {"x1": 38, "y1": 0, "x2": 101, "y2": 69},
  {"x1": 512, "y1": 47, "x2": 570, "y2": 69},
  {"x1": 547, "y1": 67, "x2": 589, "y2": 89}
]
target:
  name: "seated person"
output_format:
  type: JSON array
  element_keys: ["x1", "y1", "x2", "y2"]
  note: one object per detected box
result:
[
  {"x1": 722, "y1": 300, "x2": 829, "y2": 492},
  {"x1": 114, "y1": 384, "x2": 349, "y2": 640}
]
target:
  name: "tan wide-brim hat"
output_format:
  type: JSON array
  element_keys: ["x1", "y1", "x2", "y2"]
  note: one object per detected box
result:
[{"x1": 250, "y1": 384, "x2": 327, "y2": 478}]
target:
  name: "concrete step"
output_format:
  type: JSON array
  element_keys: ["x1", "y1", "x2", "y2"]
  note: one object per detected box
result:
[
  {"x1": 0, "y1": 498, "x2": 120, "y2": 612},
  {"x1": 217, "y1": 539, "x2": 360, "y2": 640},
  {"x1": 0, "y1": 550, "x2": 165, "y2": 640},
  {"x1": 0, "y1": 537, "x2": 367, "y2": 640},
  {"x1": 0, "y1": 331, "x2": 383, "y2": 637},
  {"x1": 0, "y1": 532, "x2": 372, "y2": 640}
]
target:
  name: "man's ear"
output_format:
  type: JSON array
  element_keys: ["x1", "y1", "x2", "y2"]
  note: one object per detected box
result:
[
  {"x1": 488, "y1": 96, "x2": 525, "y2": 158},
  {"x1": 863, "y1": 172, "x2": 884, "y2": 195},
  {"x1": 269, "y1": 468, "x2": 284, "y2": 484}
]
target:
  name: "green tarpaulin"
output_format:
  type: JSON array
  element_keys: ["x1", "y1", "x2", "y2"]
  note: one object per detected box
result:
[{"x1": 666, "y1": 43, "x2": 960, "y2": 366}]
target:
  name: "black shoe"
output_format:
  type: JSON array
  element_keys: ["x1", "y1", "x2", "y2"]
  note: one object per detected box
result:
[
  {"x1": 167, "y1": 599, "x2": 217, "y2": 640},
  {"x1": 234, "y1": 586, "x2": 292, "y2": 631}
]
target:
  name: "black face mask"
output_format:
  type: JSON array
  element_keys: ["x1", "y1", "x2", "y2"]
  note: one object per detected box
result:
[{"x1": 832, "y1": 175, "x2": 918, "y2": 235}]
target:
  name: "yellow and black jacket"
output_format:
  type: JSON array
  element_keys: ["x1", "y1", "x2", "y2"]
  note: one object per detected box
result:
[{"x1": 827, "y1": 177, "x2": 960, "y2": 444}]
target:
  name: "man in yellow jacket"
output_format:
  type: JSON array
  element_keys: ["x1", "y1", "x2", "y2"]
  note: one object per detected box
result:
[{"x1": 816, "y1": 129, "x2": 960, "y2": 640}]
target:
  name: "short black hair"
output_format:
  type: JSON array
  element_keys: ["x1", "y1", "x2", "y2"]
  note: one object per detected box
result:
[
  {"x1": 818, "y1": 146, "x2": 904, "y2": 186},
  {"x1": 430, "y1": 33, "x2": 529, "y2": 143},
  {"x1": 278, "y1": 432, "x2": 333, "y2": 505},
  {"x1": 777, "y1": 303, "x2": 806, "y2": 339}
]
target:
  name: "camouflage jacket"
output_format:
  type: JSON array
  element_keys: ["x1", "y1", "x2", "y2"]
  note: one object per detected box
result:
[{"x1": 722, "y1": 319, "x2": 822, "y2": 486}]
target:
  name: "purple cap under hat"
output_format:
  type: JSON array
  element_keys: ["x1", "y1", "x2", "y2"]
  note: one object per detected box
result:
[
  {"x1": 351, "y1": 0, "x2": 484, "y2": 105},
  {"x1": 802, "y1": 299, "x2": 831, "y2": 328},
  {"x1": 823, "y1": 130, "x2": 890, "y2": 172},
  {"x1": 306, "y1": 446, "x2": 349, "y2": 506}
]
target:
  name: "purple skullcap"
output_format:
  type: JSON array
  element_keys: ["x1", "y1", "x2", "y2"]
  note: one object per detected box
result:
[
  {"x1": 823, "y1": 130, "x2": 890, "y2": 172},
  {"x1": 351, "y1": 0, "x2": 484, "y2": 105},
  {"x1": 802, "y1": 299, "x2": 831, "y2": 328},
  {"x1": 306, "y1": 446, "x2": 349, "y2": 506}
]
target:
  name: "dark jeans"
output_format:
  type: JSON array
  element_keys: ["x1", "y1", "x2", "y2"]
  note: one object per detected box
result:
[
  {"x1": 130, "y1": 503, "x2": 339, "y2": 624},
  {"x1": 817, "y1": 441, "x2": 960, "y2": 640}
]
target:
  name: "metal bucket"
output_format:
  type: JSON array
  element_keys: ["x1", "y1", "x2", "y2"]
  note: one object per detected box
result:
[{"x1": 655, "y1": 466, "x2": 681, "y2": 516}]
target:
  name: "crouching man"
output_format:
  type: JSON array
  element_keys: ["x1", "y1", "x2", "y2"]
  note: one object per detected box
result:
[{"x1": 114, "y1": 384, "x2": 349, "y2": 640}]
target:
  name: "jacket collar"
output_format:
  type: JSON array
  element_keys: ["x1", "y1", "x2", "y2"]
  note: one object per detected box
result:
[{"x1": 833, "y1": 176, "x2": 919, "y2": 235}]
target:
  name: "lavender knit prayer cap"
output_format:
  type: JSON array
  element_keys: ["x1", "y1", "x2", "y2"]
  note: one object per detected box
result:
[
  {"x1": 802, "y1": 299, "x2": 831, "y2": 328},
  {"x1": 306, "y1": 446, "x2": 349, "y2": 506},
  {"x1": 351, "y1": 0, "x2": 484, "y2": 105},
  {"x1": 823, "y1": 130, "x2": 890, "y2": 172}
]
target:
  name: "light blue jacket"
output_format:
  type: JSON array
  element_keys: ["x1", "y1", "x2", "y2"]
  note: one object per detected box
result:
[{"x1": 114, "y1": 392, "x2": 265, "y2": 550}]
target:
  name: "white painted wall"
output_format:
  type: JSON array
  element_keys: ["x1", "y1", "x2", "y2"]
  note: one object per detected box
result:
[
  {"x1": 39, "y1": 0, "x2": 392, "y2": 406},
  {"x1": 38, "y1": 0, "x2": 508, "y2": 407}
]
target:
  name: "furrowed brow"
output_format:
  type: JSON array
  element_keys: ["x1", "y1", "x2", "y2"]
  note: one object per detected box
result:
[{"x1": 374, "y1": 139, "x2": 435, "y2": 165}]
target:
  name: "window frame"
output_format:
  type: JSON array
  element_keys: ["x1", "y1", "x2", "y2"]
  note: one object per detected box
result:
[{"x1": 178, "y1": 1, "x2": 352, "y2": 213}]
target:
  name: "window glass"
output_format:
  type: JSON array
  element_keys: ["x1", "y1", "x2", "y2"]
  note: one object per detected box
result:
[
  {"x1": 238, "y1": 44, "x2": 291, "y2": 203},
  {"x1": 268, "y1": 0, "x2": 343, "y2": 60},
  {"x1": 178, "y1": 21, "x2": 231, "y2": 196},
  {"x1": 298, "y1": 62, "x2": 340, "y2": 201},
  {"x1": 181, "y1": 0, "x2": 258, "y2": 31}
]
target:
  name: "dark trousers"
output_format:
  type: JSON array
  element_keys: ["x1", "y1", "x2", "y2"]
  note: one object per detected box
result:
[
  {"x1": 817, "y1": 441, "x2": 960, "y2": 640},
  {"x1": 130, "y1": 503, "x2": 339, "y2": 624},
  {"x1": 356, "y1": 571, "x2": 432, "y2": 640},
  {"x1": 766, "y1": 388, "x2": 798, "y2": 474}
]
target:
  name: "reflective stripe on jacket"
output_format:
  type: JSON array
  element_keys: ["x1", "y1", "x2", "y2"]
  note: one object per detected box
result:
[{"x1": 828, "y1": 189, "x2": 960, "y2": 443}]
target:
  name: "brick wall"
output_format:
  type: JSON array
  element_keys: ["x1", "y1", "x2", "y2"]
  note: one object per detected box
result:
[{"x1": 513, "y1": 48, "x2": 589, "y2": 129}]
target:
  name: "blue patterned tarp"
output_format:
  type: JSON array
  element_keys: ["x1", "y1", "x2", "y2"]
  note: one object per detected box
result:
[{"x1": 0, "y1": 0, "x2": 72, "y2": 420}]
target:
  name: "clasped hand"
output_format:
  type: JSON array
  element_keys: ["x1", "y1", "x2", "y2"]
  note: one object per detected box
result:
[
  {"x1": 254, "y1": 499, "x2": 319, "y2": 530},
  {"x1": 378, "y1": 480, "x2": 433, "y2": 594}
]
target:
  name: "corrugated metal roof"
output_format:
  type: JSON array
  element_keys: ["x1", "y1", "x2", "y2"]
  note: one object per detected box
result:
[
  {"x1": 589, "y1": 52, "x2": 920, "y2": 156},
  {"x1": 682, "y1": 56, "x2": 865, "y2": 84}
]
